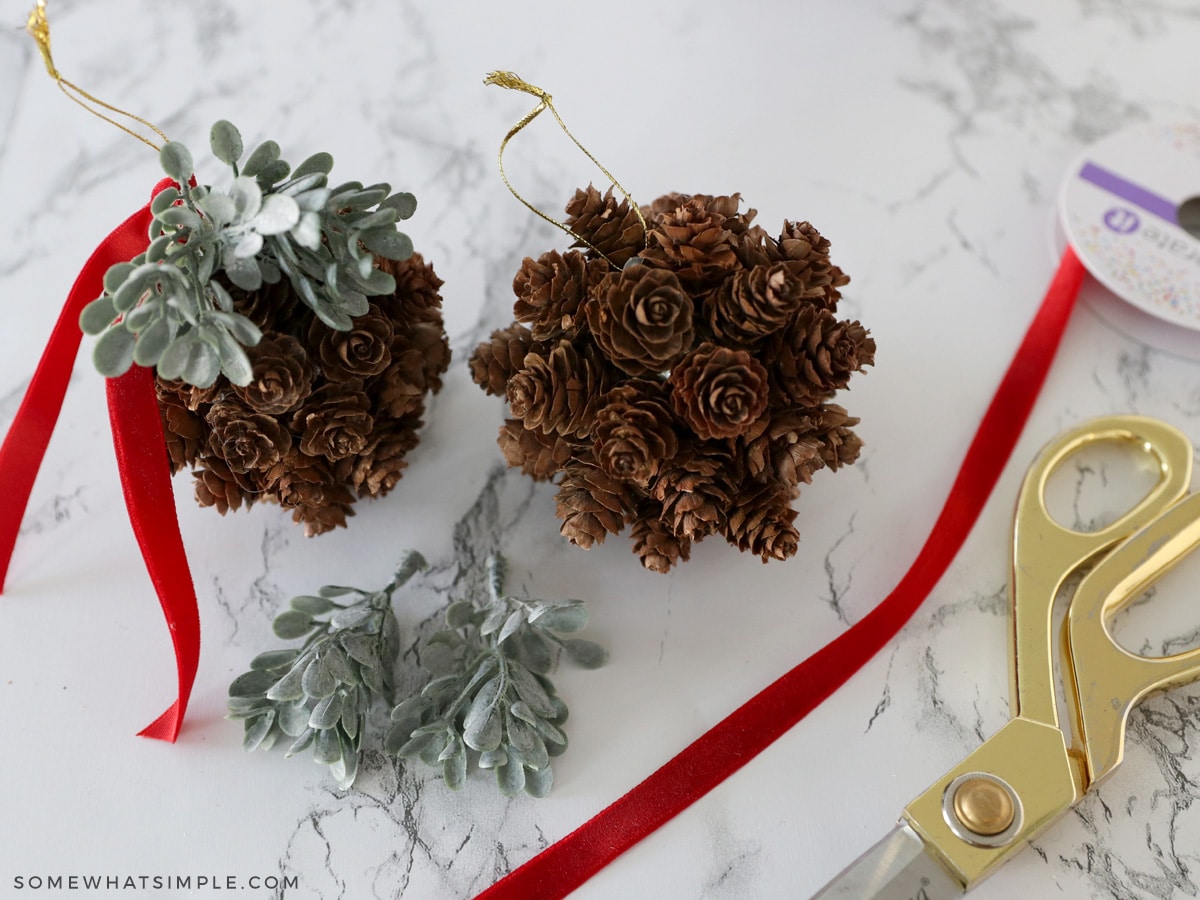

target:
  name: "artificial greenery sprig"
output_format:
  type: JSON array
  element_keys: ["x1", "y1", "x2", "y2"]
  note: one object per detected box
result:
[
  {"x1": 384, "y1": 554, "x2": 607, "y2": 797},
  {"x1": 227, "y1": 551, "x2": 425, "y2": 790},
  {"x1": 81, "y1": 120, "x2": 418, "y2": 388}
]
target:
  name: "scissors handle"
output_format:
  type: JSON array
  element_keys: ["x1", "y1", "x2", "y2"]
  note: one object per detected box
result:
[
  {"x1": 1067, "y1": 489, "x2": 1200, "y2": 786},
  {"x1": 1010, "y1": 415, "x2": 1192, "y2": 727}
]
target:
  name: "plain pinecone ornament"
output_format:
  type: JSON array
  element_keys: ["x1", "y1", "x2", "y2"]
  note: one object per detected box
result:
[
  {"x1": 157, "y1": 253, "x2": 450, "y2": 536},
  {"x1": 469, "y1": 188, "x2": 875, "y2": 571}
]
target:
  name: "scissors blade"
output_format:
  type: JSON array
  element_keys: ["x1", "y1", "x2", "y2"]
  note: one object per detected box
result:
[{"x1": 811, "y1": 823, "x2": 964, "y2": 900}]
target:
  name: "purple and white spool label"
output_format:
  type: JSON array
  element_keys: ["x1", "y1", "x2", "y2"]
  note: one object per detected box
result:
[{"x1": 1060, "y1": 123, "x2": 1200, "y2": 331}]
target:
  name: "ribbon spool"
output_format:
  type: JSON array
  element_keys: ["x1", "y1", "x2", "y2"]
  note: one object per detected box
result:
[{"x1": 1056, "y1": 121, "x2": 1200, "y2": 359}]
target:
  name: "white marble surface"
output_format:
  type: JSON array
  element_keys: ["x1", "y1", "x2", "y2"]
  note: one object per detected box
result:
[{"x1": 2, "y1": 1, "x2": 1200, "y2": 898}]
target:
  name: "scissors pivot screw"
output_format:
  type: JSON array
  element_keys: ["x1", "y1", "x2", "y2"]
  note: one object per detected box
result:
[{"x1": 951, "y1": 776, "x2": 1016, "y2": 837}]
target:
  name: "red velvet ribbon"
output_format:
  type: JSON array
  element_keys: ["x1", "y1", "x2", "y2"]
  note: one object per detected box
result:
[
  {"x1": 0, "y1": 179, "x2": 199, "y2": 741},
  {"x1": 478, "y1": 247, "x2": 1088, "y2": 900}
]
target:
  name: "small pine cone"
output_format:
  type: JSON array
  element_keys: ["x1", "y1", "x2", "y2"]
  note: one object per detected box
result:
[
  {"x1": 308, "y1": 303, "x2": 394, "y2": 383},
  {"x1": 640, "y1": 193, "x2": 750, "y2": 288},
  {"x1": 669, "y1": 342, "x2": 770, "y2": 440},
  {"x1": 585, "y1": 265, "x2": 695, "y2": 376},
  {"x1": 723, "y1": 480, "x2": 800, "y2": 563},
  {"x1": 513, "y1": 249, "x2": 606, "y2": 341},
  {"x1": 468, "y1": 324, "x2": 537, "y2": 396},
  {"x1": 265, "y1": 450, "x2": 357, "y2": 537},
  {"x1": 378, "y1": 252, "x2": 444, "y2": 319},
  {"x1": 630, "y1": 503, "x2": 692, "y2": 573},
  {"x1": 742, "y1": 411, "x2": 828, "y2": 487},
  {"x1": 732, "y1": 224, "x2": 775, "y2": 270},
  {"x1": 555, "y1": 455, "x2": 637, "y2": 549},
  {"x1": 592, "y1": 380, "x2": 678, "y2": 487},
  {"x1": 224, "y1": 276, "x2": 298, "y2": 331},
  {"x1": 230, "y1": 333, "x2": 315, "y2": 415},
  {"x1": 812, "y1": 403, "x2": 864, "y2": 471},
  {"x1": 506, "y1": 340, "x2": 612, "y2": 439},
  {"x1": 349, "y1": 425, "x2": 421, "y2": 498},
  {"x1": 651, "y1": 442, "x2": 741, "y2": 541},
  {"x1": 156, "y1": 385, "x2": 206, "y2": 472},
  {"x1": 707, "y1": 264, "x2": 805, "y2": 344},
  {"x1": 407, "y1": 320, "x2": 452, "y2": 394},
  {"x1": 777, "y1": 221, "x2": 850, "y2": 309},
  {"x1": 375, "y1": 347, "x2": 428, "y2": 419},
  {"x1": 157, "y1": 376, "x2": 224, "y2": 412},
  {"x1": 291, "y1": 380, "x2": 375, "y2": 461},
  {"x1": 194, "y1": 457, "x2": 256, "y2": 515},
  {"x1": 768, "y1": 308, "x2": 876, "y2": 407},
  {"x1": 564, "y1": 184, "x2": 646, "y2": 267},
  {"x1": 497, "y1": 419, "x2": 576, "y2": 481},
  {"x1": 205, "y1": 400, "x2": 294, "y2": 474}
]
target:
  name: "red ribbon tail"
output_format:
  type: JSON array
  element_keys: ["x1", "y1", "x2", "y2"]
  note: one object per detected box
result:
[
  {"x1": 475, "y1": 247, "x2": 1088, "y2": 900},
  {"x1": 106, "y1": 366, "x2": 201, "y2": 743}
]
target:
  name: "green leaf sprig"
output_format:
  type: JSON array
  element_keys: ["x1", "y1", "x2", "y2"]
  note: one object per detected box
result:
[
  {"x1": 384, "y1": 554, "x2": 608, "y2": 797},
  {"x1": 227, "y1": 551, "x2": 426, "y2": 790},
  {"x1": 81, "y1": 120, "x2": 419, "y2": 388}
]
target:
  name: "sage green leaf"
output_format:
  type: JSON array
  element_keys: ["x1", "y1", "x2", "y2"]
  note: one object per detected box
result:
[
  {"x1": 418, "y1": 730, "x2": 448, "y2": 766},
  {"x1": 103, "y1": 261, "x2": 137, "y2": 295},
  {"x1": 309, "y1": 692, "x2": 343, "y2": 730},
  {"x1": 181, "y1": 339, "x2": 221, "y2": 388},
  {"x1": 445, "y1": 601, "x2": 474, "y2": 629},
  {"x1": 228, "y1": 669, "x2": 276, "y2": 698},
  {"x1": 420, "y1": 674, "x2": 460, "y2": 703},
  {"x1": 462, "y1": 675, "x2": 503, "y2": 752},
  {"x1": 392, "y1": 730, "x2": 434, "y2": 760},
  {"x1": 392, "y1": 550, "x2": 427, "y2": 586},
  {"x1": 497, "y1": 609, "x2": 525, "y2": 645},
  {"x1": 291, "y1": 151, "x2": 334, "y2": 180},
  {"x1": 302, "y1": 655, "x2": 337, "y2": 699},
  {"x1": 480, "y1": 604, "x2": 509, "y2": 637},
  {"x1": 227, "y1": 695, "x2": 272, "y2": 714},
  {"x1": 360, "y1": 663, "x2": 386, "y2": 697},
  {"x1": 243, "y1": 711, "x2": 275, "y2": 752},
  {"x1": 210, "y1": 280, "x2": 234, "y2": 312},
  {"x1": 273, "y1": 610, "x2": 314, "y2": 640},
  {"x1": 388, "y1": 697, "x2": 431, "y2": 738},
  {"x1": 277, "y1": 701, "x2": 311, "y2": 737},
  {"x1": 382, "y1": 609, "x2": 402, "y2": 659},
  {"x1": 531, "y1": 715, "x2": 567, "y2": 748},
  {"x1": 349, "y1": 206, "x2": 397, "y2": 230},
  {"x1": 159, "y1": 141, "x2": 193, "y2": 182},
  {"x1": 530, "y1": 601, "x2": 588, "y2": 633},
  {"x1": 122, "y1": 300, "x2": 161, "y2": 332},
  {"x1": 422, "y1": 640, "x2": 457, "y2": 677},
  {"x1": 214, "y1": 327, "x2": 253, "y2": 386},
  {"x1": 287, "y1": 596, "x2": 336, "y2": 617},
  {"x1": 157, "y1": 332, "x2": 196, "y2": 381},
  {"x1": 79, "y1": 296, "x2": 118, "y2": 335},
  {"x1": 317, "y1": 585, "x2": 365, "y2": 599},
  {"x1": 329, "y1": 605, "x2": 373, "y2": 631},
  {"x1": 524, "y1": 763, "x2": 554, "y2": 798},
  {"x1": 265, "y1": 657, "x2": 309, "y2": 702},
  {"x1": 332, "y1": 741, "x2": 358, "y2": 790},
  {"x1": 443, "y1": 744, "x2": 467, "y2": 790},
  {"x1": 92, "y1": 326, "x2": 135, "y2": 377},
  {"x1": 383, "y1": 723, "x2": 411, "y2": 756},
  {"x1": 380, "y1": 192, "x2": 417, "y2": 220},
  {"x1": 150, "y1": 188, "x2": 181, "y2": 216},
  {"x1": 507, "y1": 716, "x2": 549, "y2": 772},
  {"x1": 156, "y1": 206, "x2": 202, "y2": 230},
  {"x1": 509, "y1": 700, "x2": 538, "y2": 726},
  {"x1": 252, "y1": 193, "x2": 300, "y2": 235},
  {"x1": 133, "y1": 318, "x2": 172, "y2": 367},
  {"x1": 507, "y1": 662, "x2": 556, "y2": 717},
  {"x1": 496, "y1": 757, "x2": 526, "y2": 797},
  {"x1": 209, "y1": 120, "x2": 243, "y2": 166},
  {"x1": 348, "y1": 265, "x2": 396, "y2": 296},
  {"x1": 242, "y1": 139, "x2": 280, "y2": 177},
  {"x1": 280, "y1": 173, "x2": 328, "y2": 199},
  {"x1": 283, "y1": 728, "x2": 315, "y2": 758},
  {"x1": 145, "y1": 233, "x2": 174, "y2": 263},
  {"x1": 250, "y1": 648, "x2": 301, "y2": 671},
  {"x1": 563, "y1": 639, "x2": 609, "y2": 669},
  {"x1": 340, "y1": 633, "x2": 380, "y2": 668},
  {"x1": 360, "y1": 228, "x2": 413, "y2": 262},
  {"x1": 313, "y1": 727, "x2": 342, "y2": 765},
  {"x1": 516, "y1": 629, "x2": 552, "y2": 675},
  {"x1": 255, "y1": 159, "x2": 291, "y2": 187},
  {"x1": 322, "y1": 647, "x2": 356, "y2": 685},
  {"x1": 478, "y1": 748, "x2": 508, "y2": 769}
]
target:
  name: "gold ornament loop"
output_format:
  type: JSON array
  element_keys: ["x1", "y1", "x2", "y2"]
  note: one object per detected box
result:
[
  {"x1": 26, "y1": 0, "x2": 168, "y2": 152},
  {"x1": 484, "y1": 70, "x2": 646, "y2": 264}
]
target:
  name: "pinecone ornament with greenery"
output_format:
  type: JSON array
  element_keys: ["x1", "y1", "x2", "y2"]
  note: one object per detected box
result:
[
  {"x1": 469, "y1": 188, "x2": 874, "y2": 571},
  {"x1": 157, "y1": 251, "x2": 449, "y2": 536}
]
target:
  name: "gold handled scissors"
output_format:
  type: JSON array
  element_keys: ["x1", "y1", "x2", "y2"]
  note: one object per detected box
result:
[{"x1": 813, "y1": 415, "x2": 1200, "y2": 899}]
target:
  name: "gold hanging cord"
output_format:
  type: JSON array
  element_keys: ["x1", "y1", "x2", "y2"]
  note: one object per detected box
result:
[
  {"x1": 484, "y1": 71, "x2": 646, "y2": 261},
  {"x1": 26, "y1": 0, "x2": 168, "y2": 152}
]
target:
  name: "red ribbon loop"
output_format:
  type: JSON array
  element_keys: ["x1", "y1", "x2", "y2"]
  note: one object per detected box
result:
[
  {"x1": 477, "y1": 248, "x2": 1088, "y2": 899},
  {"x1": 0, "y1": 179, "x2": 200, "y2": 742}
]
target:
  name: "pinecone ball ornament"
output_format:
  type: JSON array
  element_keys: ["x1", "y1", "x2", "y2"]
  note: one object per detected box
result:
[{"x1": 469, "y1": 187, "x2": 875, "y2": 572}]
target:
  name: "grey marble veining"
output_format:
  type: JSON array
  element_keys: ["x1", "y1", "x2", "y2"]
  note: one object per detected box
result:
[{"x1": 2, "y1": 2, "x2": 1200, "y2": 899}]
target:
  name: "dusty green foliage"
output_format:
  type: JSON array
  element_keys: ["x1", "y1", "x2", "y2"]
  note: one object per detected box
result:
[
  {"x1": 82, "y1": 120, "x2": 417, "y2": 387},
  {"x1": 384, "y1": 554, "x2": 608, "y2": 797},
  {"x1": 227, "y1": 551, "x2": 425, "y2": 790}
]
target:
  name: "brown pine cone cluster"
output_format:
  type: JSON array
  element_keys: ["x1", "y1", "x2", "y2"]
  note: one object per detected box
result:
[
  {"x1": 469, "y1": 187, "x2": 875, "y2": 572},
  {"x1": 157, "y1": 253, "x2": 450, "y2": 536}
]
